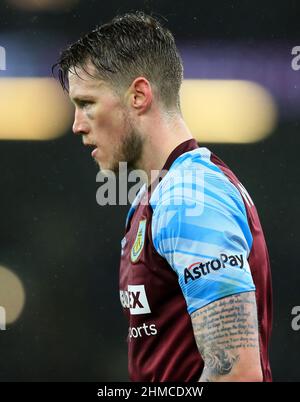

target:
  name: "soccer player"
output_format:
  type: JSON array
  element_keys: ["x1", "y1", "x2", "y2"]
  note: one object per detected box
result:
[{"x1": 54, "y1": 12, "x2": 272, "y2": 382}]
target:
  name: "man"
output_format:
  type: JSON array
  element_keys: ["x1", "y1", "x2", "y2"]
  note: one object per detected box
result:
[{"x1": 54, "y1": 11, "x2": 272, "y2": 382}]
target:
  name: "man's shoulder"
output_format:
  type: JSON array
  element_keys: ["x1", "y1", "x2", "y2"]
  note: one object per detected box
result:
[{"x1": 149, "y1": 147, "x2": 245, "y2": 216}]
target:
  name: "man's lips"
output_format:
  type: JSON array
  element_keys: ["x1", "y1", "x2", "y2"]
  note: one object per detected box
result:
[
  {"x1": 83, "y1": 142, "x2": 98, "y2": 158},
  {"x1": 91, "y1": 147, "x2": 98, "y2": 158}
]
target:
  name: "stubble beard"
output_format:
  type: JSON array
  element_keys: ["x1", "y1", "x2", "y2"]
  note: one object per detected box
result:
[
  {"x1": 96, "y1": 127, "x2": 145, "y2": 175},
  {"x1": 118, "y1": 127, "x2": 145, "y2": 172}
]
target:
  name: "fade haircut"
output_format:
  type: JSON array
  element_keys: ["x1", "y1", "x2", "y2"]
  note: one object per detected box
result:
[{"x1": 53, "y1": 11, "x2": 183, "y2": 110}]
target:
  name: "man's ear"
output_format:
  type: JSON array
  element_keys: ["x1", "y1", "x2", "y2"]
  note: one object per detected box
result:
[{"x1": 127, "y1": 77, "x2": 153, "y2": 114}]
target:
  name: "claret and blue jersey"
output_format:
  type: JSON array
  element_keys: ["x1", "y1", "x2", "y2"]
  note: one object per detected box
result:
[
  {"x1": 119, "y1": 139, "x2": 272, "y2": 382},
  {"x1": 151, "y1": 146, "x2": 256, "y2": 315}
]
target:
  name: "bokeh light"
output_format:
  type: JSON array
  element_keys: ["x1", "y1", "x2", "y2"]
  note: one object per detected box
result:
[
  {"x1": 0, "y1": 265, "x2": 25, "y2": 324},
  {"x1": 181, "y1": 79, "x2": 277, "y2": 143},
  {"x1": 0, "y1": 78, "x2": 73, "y2": 140}
]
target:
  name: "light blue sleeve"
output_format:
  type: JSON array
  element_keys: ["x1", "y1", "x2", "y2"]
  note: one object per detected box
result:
[{"x1": 150, "y1": 162, "x2": 256, "y2": 315}]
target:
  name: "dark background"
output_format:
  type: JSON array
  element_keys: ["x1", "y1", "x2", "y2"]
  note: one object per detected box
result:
[{"x1": 0, "y1": 0, "x2": 299, "y2": 381}]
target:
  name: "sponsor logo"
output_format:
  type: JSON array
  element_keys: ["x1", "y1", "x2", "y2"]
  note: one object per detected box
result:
[
  {"x1": 184, "y1": 253, "x2": 245, "y2": 284},
  {"x1": 131, "y1": 219, "x2": 146, "y2": 263},
  {"x1": 120, "y1": 284, "x2": 151, "y2": 315},
  {"x1": 128, "y1": 322, "x2": 157, "y2": 340}
]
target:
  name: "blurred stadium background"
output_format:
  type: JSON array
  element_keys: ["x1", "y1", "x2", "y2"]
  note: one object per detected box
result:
[{"x1": 0, "y1": 0, "x2": 299, "y2": 381}]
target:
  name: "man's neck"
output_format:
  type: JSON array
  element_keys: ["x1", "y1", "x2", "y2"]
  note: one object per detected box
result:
[{"x1": 137, "y1": 114, "x2": 194, "y2": 186}]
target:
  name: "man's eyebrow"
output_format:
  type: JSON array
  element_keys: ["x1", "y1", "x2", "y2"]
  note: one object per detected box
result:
[{"x1": 70, "y1": 96, "x2": 96, "y2": 104}]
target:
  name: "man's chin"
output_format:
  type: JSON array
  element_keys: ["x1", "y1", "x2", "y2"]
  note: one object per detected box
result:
[
  {"x1": 93, "y1": 158, "x2": 102, "y2": 170},
  {"x1": 95, "y1": 156, "x2": 134, "y2": 174},
  {"x1": 96, "y1": 160, "x2": 119, "y2": 174}
]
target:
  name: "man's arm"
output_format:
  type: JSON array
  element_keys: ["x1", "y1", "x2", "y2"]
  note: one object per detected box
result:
[{"x1": 191, "y1": 291, "x2": 263, "y2": 382}]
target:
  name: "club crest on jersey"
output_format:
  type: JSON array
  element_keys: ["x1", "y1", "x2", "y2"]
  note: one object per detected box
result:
[{"x1": 131, "y1": 219, "x2": 146, "y2": 263}]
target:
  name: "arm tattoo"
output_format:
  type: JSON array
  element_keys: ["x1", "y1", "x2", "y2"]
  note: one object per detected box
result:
[{"x1": 191, "y1": 291, "x2": 259, "y2": 381}]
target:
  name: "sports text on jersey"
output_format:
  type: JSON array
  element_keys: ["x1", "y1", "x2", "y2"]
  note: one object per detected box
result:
[
  {"x1": 184, "y1": 253, "x2": 245, "y2": 284},
  {"x1": 128, "y1": 322, "x2": 157, "y2": 340}
]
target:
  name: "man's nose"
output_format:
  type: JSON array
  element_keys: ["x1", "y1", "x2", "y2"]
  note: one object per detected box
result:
[{"x1": 72, "y1": 109, "x2": 90, "y2": 135}]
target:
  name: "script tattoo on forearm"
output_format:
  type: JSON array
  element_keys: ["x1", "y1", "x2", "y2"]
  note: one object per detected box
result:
[{"x1": 191, "y1": 291, "x2": 259, "y2": 381}]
